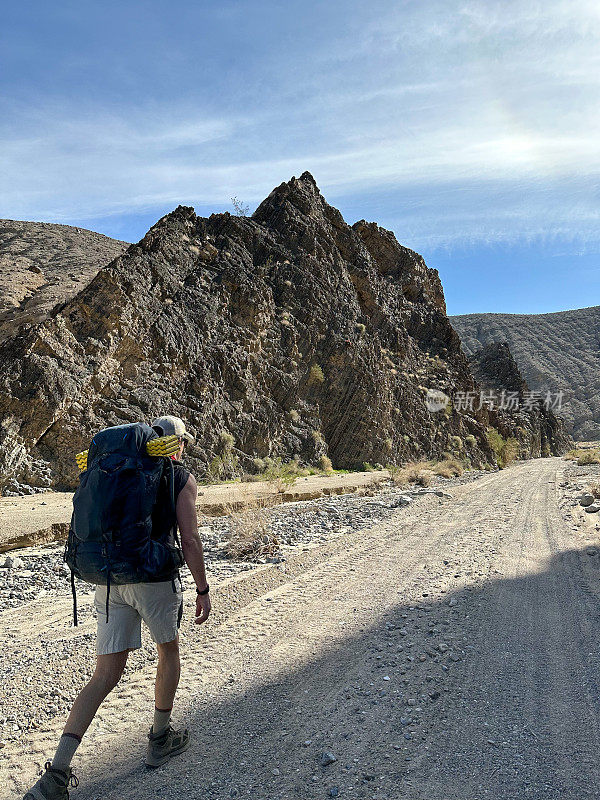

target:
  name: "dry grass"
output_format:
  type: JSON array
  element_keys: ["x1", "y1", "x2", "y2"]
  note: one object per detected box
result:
[
  {"x1": 432, "y1": 457, "x2": 464, "y2": 478},
  {"x1": 387, "y1": 456, "x2": 466, "y2": 485},
  {"x1": 224, "y1": 492, "x2": 280, "y2": 562},
  {"x1": 565, "y1": 448, "x2": 600, "y2": 465},
  {"x1": 578, "y1": 450, "x2": 600, "y2": 465},
  {"x1": 388, "y1": 460, "x2": 435, "y2": 487}
]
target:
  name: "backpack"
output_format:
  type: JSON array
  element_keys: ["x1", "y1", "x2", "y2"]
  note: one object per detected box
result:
[{"x1": 65, "y1": 422, "x2": 184, "y2": 625}]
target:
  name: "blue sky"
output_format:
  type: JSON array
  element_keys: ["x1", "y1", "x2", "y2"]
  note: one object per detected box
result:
[{"x1": 1, "y1": 0, "x2": 598, "y2": 314}]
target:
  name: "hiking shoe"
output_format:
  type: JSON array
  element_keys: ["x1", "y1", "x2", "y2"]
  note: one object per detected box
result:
[
  {"x1": 146, "y1": 724, "x2": 190, "y2": 767},
  {"x1": 23, "y1": 761, "x2": 79, "y2": 800}
]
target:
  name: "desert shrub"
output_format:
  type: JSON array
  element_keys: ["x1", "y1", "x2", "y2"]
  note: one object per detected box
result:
[
  {"x1": 363, "y1": 462, "x2": 375, "y2": 472},
  {"x1": 541, "y1": 441, "x2": 551, "y2": 457},
  {"x1": 502, "y1": 437, "x2": 520, "y2": 466},
  {"x1": 384, "y1": 437, "x2": 393, "y2": 452},
  {"x1": 487, "y1": 427, "x2": 505, "y2": 463},
  {"x1": 288, "y1": 409, "x2": 300, "y2": 423},
  {"x1": 578, "y1": 450, "x2": 600, "y2": 465},
  {"x1": 261, "y1": 457, "x2": 300, "y2": 492},
  {"x1": 587, "y1": 481, "x2": 600, "y2": 498},
  {"x1": 391, "y1": 460, "x2": 434, "y2": 486},
  {"x1": 231, "y1": 196, "x2": 250, "y2": 216},
  {"x1": 308, "y1": 364, "x2": 325, "y2": 385},
  {"x1": 564, "y1": 448, "x2": 587, "y2": 461},
  {"x1": 318, "y1": 454, "x2": 333, "y2": 472},
  {"x1": 225, "y1": 496, "x2": 279, "y2": 561},
  {"x1": 449, "y1": 435, "x2": 463, "y2": 452},
  {"x1": 219, "y1": 431, "x2": 235, "y2": 450},
  {"x1": 252, "y1": 457, "x2": 265, "y2": 473},
  {"x1": 311, "y1": 429, "x2": 324, "y2": 444},
  {"x1": 406, "y1": 462, "x2": 433, "y2": 486},
  {"x1": 465, "y1": 434, "x2": 477, "y2": 447},
  {"x1": 433, "y1": 458, "x2": 463, "y2": 478},
  {"x1": 206, "y1": 451, "x2": 239, "y2": 482},
  {"x1": 487, "y1": 427, "x2": 519, "y2": 468},
  {"x1": 355, "y1": 323, "x2": 366, "y2": 334}
]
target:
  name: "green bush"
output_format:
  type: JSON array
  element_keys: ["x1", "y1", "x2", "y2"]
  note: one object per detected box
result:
[
  {"x1": 449, "y1": 435, "x2": 463, "y2": 452},
  {"x1": 206, "y1": 452, "x2": 239, "y2": 482},
  {"x1": 487, "y1": 427, "x2": 519, "y2": 468},
  {"x1": 308, "y1": 364, "x2": 325, "y2": 385},
  {"x1": 465, "y1": 434, "x2": 477, "y2": 447},
  {"x1": 261, "y1": 457, "x2": 300, "y2": 487},
  {"x1": 219, "y1": 431, "x2": 235, "y2": 450},
  {"x1": 541, "y1": 442, "x2": 551, "y2": 458}
]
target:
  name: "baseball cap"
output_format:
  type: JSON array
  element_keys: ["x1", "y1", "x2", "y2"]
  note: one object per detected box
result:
[{"x1": 151, "y1": 415, "x2": 195, "y2": 444}]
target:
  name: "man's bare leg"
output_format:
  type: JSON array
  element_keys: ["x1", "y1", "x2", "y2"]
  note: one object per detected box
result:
[
  {"x1": 153, "y1": 637, "x2": 180, "y2": 733},
  {"x1": 146, "y1": 636, "x2": 189, "y2": 767},
  {"x1": 22, "y1": 649, "x2": 130, "y2": 799},
  {"x1": 62, "y1": 650, "x2": 129, "y2": 740}
]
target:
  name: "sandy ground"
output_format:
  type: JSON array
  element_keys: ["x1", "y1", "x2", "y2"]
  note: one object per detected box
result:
[
  {"x1": 4, "y1": 456, "x2": 600, "y2": 799},
  {"x1": 0, "y1": 470, "x2": 390, "y2": 552}
]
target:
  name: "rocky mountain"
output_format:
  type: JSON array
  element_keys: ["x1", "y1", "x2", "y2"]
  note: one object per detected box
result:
[
  {"x1": 0, "y1": 219, "x2": 127, "y2": 344},
  {"x1": 451, "y1": 307, "x2": 600, "y2": 441},
  {"x1": 468, "y1": 342, "x2": 572, "y2": 457},
  {"x1": 0, "y1": 173, "x2": 570, "y2": 493}
]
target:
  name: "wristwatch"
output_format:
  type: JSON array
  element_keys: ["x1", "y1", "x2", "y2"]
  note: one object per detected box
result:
[{"x1": 196, "y1": 584, "x2": 210, "y2": 596}]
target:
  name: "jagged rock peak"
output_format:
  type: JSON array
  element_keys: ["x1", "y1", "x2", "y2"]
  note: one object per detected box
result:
[{"x1": 253, "y1": 171, "x2": 329, "y2": 223}]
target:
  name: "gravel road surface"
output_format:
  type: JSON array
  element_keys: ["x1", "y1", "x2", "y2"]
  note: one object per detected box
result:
[{"x1": 3, "y1": 456, "x2": 600, "y2": 799}]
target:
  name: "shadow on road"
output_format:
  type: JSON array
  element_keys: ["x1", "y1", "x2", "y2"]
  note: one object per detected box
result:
[{"x1": 42, "y1": 546, "x2": 600, "y2": 799}]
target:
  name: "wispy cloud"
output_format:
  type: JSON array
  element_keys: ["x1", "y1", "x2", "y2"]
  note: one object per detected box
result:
[{"x1": 1, "y1": 0, "x2": 599, "y2": 252}]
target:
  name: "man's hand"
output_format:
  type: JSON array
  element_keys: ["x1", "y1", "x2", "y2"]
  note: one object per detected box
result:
[{"x1": 195, "y1": 592, "x2": 211, "y2": 625}]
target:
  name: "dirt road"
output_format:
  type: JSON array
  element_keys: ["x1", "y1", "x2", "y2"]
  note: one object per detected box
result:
[{"x1": 4, "y1": 456, "x2": 600, "y2": 799}]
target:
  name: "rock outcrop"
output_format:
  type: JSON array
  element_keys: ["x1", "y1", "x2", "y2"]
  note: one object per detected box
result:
[
  {"x1": 0, "y1": 173, "x2": 570, "y2": 493},
  {"x1": 468, "y1": 342, "x2": 572, "y2": 458}
]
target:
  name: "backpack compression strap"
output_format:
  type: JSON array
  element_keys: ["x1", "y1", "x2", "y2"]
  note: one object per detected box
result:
[
  {"x1": 75, "y1": 435, "x2": 180, "y2": 471},
  {"x1": 71, "y1": 570, "x2": 78, "y2": 627}
]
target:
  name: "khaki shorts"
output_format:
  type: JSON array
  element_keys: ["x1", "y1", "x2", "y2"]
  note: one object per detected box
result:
[{"x1": 94, "y1": 577, "x2": 183, "y2": 655}]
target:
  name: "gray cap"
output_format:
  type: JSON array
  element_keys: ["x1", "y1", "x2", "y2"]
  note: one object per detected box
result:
[{"x1": 151, "y1": 415, "x2": 194, "y2": 444}]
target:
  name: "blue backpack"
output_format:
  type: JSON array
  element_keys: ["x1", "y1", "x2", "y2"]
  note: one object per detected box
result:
[{"x1": 65, "y1": 423, "x2": 184, "y2": 625}]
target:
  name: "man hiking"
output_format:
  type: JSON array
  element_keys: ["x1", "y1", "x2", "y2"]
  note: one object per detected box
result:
[{"x1": 23, "y1": 415, "x2": 211, "y2": 800}]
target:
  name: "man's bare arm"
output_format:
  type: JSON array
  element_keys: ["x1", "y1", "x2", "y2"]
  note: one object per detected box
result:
[{"x1": 176, "y1": 474, "x2": 211, "y2": 623}]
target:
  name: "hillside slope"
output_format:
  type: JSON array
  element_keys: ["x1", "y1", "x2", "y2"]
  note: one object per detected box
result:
[
  {"x1": 0, "y1": 219, "x2": 127, "y2": 343},
  {"x1": 468, "y1": 342, "x2": 571, "y2": 458},
  {"x1": 451, "y1": 307, "x2": 600, "y2": 440}
]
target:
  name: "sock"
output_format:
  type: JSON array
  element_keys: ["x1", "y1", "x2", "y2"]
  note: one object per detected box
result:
[
  {"x1": 153, "y1": 707, "x2": 172, "y2": 735},
  {"x1": 51, "y1": 733, "x2": 82, "y2": 771}
]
